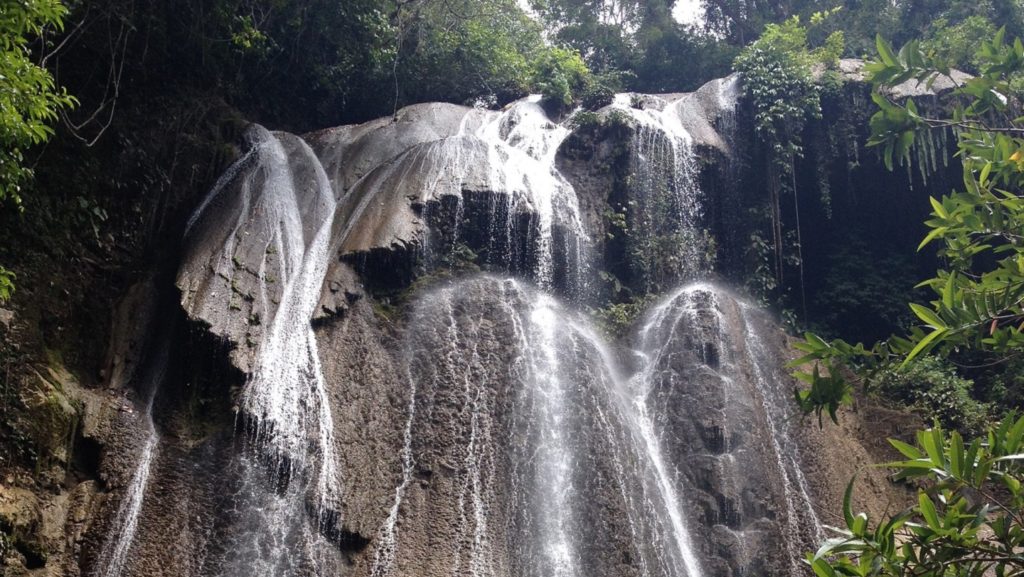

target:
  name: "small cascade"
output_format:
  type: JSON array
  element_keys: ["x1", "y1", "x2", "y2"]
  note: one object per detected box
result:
[
  {"x1": 317, "y1": 96, "x2": 589, "y2": 297},
  {"x1": 739, "y1": 303, "x2": 826, "y2": 559},
  {"x1": 634, "y1": 283, "x2": 824, "y2": 575},
  {"x1": 234, "y1": 131, "x2": 341, "y2": 511},
  {"x1": 513, "y1": 290, "x2": 581, "y2": 577},
  {"x1": 93, "y1": 342, "x2": 169, "y2": 577},
  {"x1": 610, "y1": 94, "x2": 708, "y2": 288},
  {"x1": 474, "y1": 97, "x2": 589, "y2": 291},
  {"x1": 209, "y1": 452, "x2": 343, "y2": 577},
  {"x1": 181, "y1": 125, "x2": 343, "y2": 574}
]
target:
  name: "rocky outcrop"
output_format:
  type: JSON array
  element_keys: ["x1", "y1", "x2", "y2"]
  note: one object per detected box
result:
[{"x1": 4, "y1": 65, "x2": 941, "y2": 577}]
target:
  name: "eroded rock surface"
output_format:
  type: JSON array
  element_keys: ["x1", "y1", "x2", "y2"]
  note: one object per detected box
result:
[{"x1": 19, "y1": 71, "x2": 927, "y2": 577}]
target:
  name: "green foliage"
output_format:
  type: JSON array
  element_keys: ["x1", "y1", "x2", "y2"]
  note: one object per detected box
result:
[
  {"x1": 403, "y1": 0, "x2": 539, "y2": 106},
  {"x1": 530, "y1": 46, "x2": 590, "y2": 106},
  {"x1": 0, "y1": 266, "x2": 14, "y2": 303},
  {"x1": 922, "y1": 16, "x2": 999, "y2": 73},
  {"x1": 0, "y1": 0, "x2": 76, "y2": 208},
  {"x1": 794, "y1": 30, "x2": 1024, "y2": 427},
  {"x1": 593, "y1": 293, "x2": 657, "y2": 337},
  {"x1": 528, "y1": 0, "x2": 732, "y2": 94},
  {"x1": 734, "y1": 14, "x2": 843, "y2": 316},
  {"x1": 809, "y1": 416, "x2": 1024, "y2": 576},
  {"x1": 734, "y1": 15, "x2": 842, "y2": 158},
  {"x1": 811, "y1": 241, "x2": 918, "y2": 343},
  {"x1": 877, "y1": 356, "x2": 989, "y2": 435}
]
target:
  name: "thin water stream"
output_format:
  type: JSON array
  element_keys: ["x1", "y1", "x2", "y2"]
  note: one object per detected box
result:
[{"x1": 93, "y1": 341, "x2": 169, "y2": 577}]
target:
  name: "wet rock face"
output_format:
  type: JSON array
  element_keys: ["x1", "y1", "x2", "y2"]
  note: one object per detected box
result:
[
  {"x1": 62, "y1": 70, "x2": 922, "y2": 577},
  {"x1": 636, "y1": 286, "x2": 824, "y2": 576},
  {"x1": 374, "y1": 277, "x2": 640, "y2": 577}
]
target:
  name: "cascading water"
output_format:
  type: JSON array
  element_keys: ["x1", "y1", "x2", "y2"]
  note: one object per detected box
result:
[
  {"x1": 610, "y1": 94, "x2": 708, "y2": 288},
  {"x1": 364, "y1": 276, "x2": 714, "y2": 577},
  {"x1": 189, "y1": 127, "x2": 341, "y2": 511},
  {"x1": 632, "y1": 283, "x2": 825, "y2": 575},
  {"x1": 95, "y1": 83, "x2": 841, "y2": 577},
  {"x1": 93, "y1": 339, "x2": 169, "y2": 577},
  {"x1": 473, "y1": 96, "x2": 589, "y2": 291},
  {"x1": 739, "y1": 303, "x2": 826, "y2": 558},
  {"x1": 179, "y1": 127, "x2": 346, "y2": 577}
]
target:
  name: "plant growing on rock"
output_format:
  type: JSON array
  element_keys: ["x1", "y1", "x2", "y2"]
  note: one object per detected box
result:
[{"x1": 734, "y1": 13, "x2": 844, "y2": 316}]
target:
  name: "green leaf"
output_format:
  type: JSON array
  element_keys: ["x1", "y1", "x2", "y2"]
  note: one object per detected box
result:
[
  {"x1": 909, "y1": 303, "x2": 946, "y2": 329},
  {"x1": 902, "y1": 327, "x2": 947, "y2": 366},
  {"x1": 918, "y1": 226, "x2": 948, "y2": 251},
  {"x1": 979, "y1": 162, "x2": 993, "y2": 187},
  {"x1": 950, "y1": 431, "x2": 964, "y2": 478},
  {"x1": 876, "y1": 34, "x2": 898, "y2": 67},
  {"x1": 889, "y1": 438, "x2": 923, "y2": 460},
  {"x1": 918, "y1": 492, "x2": 941, "y2": 529},
  {"x1": 942, "y1": 273, "x2": 956, "y2": 310},
  {"x1": 842, "y1": 477, "x2": 856, "y2": 528}
]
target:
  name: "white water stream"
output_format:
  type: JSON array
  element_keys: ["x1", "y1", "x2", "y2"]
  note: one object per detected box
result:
[{"x1": 93, "y1": 343, "x2": 169, "y2": 577}]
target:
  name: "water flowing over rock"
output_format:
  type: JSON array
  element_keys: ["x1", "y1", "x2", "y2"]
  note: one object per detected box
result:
[
  {"x1": 91, "y1": 339, "x2": 168, "y2": 577},
  {"x1": 69, "y1": 72, "x2": 909, "y2": 577},
  {"x1": 634, "y1": 285, "x2": 825, "y2": 575}
]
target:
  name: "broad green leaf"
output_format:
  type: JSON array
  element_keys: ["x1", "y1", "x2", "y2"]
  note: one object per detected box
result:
[
  {"x1": 876, "y1": 34, "x2": 898, "y2": 67},
  {"x1": 889, "y1": 438, "x2": 923, "y2": 460},
  {"x1": 909, "y1": 303, "x2": 946, "y2": 329},
  {"x1": 918, "y1": 492, "x2": 941, "y2": 529},
  {"x1": 902, "y1": 327, "x2": 947, "y2": 366},
  {"x1": 918, "y1": 226, "x2": 948, "y2": 251}
]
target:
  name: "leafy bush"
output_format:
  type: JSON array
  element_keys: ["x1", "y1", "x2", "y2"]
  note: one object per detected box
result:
[
  {"x1": 531, "y1": 46, "x2": 590, "y2": 106},
  {"x1": 877, "y1": 356, "x2": 989, "y2": 435},
  {"x1": 593, "y1": 294, "x2": 657, "y2": 337},
  {"x1": 810, "y1": 240, "x2": 919, "y2": 343},
  {"x1": 811, "y1": 417, "x2": 1024, "y2": 577},
  {"x1": 0, "y1": 267, "x2": 14, "y2": 303},
  {"x1": 922, "y1": 15, "x2": 999, "y2": 72},
  {"x1": 0, "y1": 0, "x2": 76, "y2": 208},
  {"x1": 733, "y1": 14, "x2": 843, "y2": 319}
]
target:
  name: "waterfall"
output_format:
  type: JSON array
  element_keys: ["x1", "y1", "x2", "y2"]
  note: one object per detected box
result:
[
  {"x1": 474, "y1": 96, "x2": 588, "y2": 291},
  {"x1": 187, "y1": 127, "x2": 341, "y2": 514},
  {"x1": 740, "y1": 303, "x2": 826, "y2": 560},
  {"x1": 610, "y1": 94, "x2": 708, "y2": 288},
  {"x1": 121, "y1": 86, "x2": 833, "y2": 577},
  {"x1": 365, "y1": 276, "x2": 712, "y2": 577},
  {"x1": 634, "y1": 283, "x2": 824, "y2": 574},
  {"x1": 92, "y1": 341, "x2": 168, "y2": 577}
]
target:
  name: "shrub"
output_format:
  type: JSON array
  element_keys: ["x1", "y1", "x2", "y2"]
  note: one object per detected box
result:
[{"x1": 876, "y1": 356, "x2": 989, "y2": 435}]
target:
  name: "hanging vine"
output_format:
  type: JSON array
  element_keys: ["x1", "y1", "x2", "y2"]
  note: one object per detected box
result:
[{"x1": 734, "y1": 13, "x2": 844, "y2": 318}]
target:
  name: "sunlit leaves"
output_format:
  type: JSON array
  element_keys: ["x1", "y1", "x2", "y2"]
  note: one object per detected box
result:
[
  {"x1": 0, "y1": 0, "x2": 77, "y2": 208},
  {"x1": 810, "y1": 417, "x2": 1024, "y2": 576}
]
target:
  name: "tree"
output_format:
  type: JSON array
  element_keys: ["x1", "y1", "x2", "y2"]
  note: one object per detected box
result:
[
  {"x1": 791, "y1": 30, "x2": 1024, "y2": 426},
  {"x1": 0, "y1": 0, "x2": 76, "y2": 209},
  {"x1": 0, "y1": 0, "x2": 76, "y2": 302}
]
